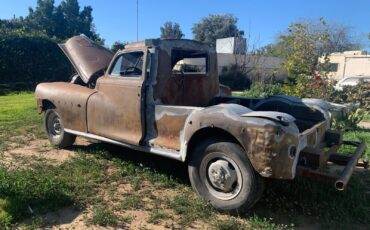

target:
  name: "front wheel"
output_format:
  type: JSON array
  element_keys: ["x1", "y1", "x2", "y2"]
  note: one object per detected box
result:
[
  {"x1": 44, "y1": 109, "x2": 76, "y2": 148},
  {"x1": 188, "y1": 139, "x2": 264, "y2": 214}
]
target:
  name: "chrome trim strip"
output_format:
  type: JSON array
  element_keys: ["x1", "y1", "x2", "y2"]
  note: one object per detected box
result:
[{"x1": 64, "y1": 129, "x2": 183, "y2": 161}]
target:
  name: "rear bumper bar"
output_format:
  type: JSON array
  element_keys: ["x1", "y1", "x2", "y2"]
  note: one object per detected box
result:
[{"x1": 297, "y1": 138, "x2": 367, "y2": 190}]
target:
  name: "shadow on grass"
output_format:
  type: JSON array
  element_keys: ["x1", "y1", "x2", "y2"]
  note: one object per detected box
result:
[
  {"x1": 70, "y1": 142, "x2": 190, "y2": 184},
  {"x1": 0, "y1": 166, "x2": 76, "y2": 227},
  {"x1": 68, "y1": 141, "x2": 370, "y2": 229}
]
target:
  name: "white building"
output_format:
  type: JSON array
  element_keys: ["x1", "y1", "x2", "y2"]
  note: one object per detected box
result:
[{"x1": 320, "y1": 50, "x2": 370, "y2": 81}]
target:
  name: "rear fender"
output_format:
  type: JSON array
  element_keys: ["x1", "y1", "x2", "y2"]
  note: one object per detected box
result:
[{"x1": 181, "y1": 104, "x2": 301, "y2": 179}]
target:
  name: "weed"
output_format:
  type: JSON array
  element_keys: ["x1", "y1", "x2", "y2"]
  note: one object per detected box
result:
[
  {"x1": 169, "y1": 192, "x2": 213, "y2": 226},
  {"x1": 120, "y1": 193, "x2": 144, "y2": 210},
  {"x1": 213, "y1": 217, "x2": 247, "y2": 230},
  {"x1": 148, "y1": 209, "x2": 169, "y2": 224},
  {"x1": 91, "y1": 207, "x2": 119, "y2": 227},
  {"x1": 248, "y1": 215, "x2": 291, "y2": 230}
]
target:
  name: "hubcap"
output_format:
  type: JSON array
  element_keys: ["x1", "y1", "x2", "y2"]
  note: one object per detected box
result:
[
  {"x1": 53, "y1": 117, "x2": 61, "y2": 135},
  {"x1": 201, "y1": 154, "x2": 243, "y2": 201},
  {"x1": 47, "y1": 112, "x2": 62, "y2": 137},
  {"x1": 208, "y1": 160, "x2": 237, "y2": 192}
]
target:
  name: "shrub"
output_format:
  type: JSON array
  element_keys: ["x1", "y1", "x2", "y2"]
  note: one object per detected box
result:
[
  {"x1": 240, "y1": 82, "x2": 283, "y2": 98},
  {"x1": 219, "y1": 65, "x2": 251, "y2": 91},
  {"x1": 0, "y1": 31, "x2": 73, "y2": 90}
]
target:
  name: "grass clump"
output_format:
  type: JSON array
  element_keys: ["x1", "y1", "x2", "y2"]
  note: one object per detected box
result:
[
  {"x1": 148, "y1": 209, "x2": 170, "y2": 224},
  {"x1": 169, "y1": 191, "x2": 213, "y2": 226},
  {"x1": 120, "y1": 193, "x2": 144, "y2": 210},
  {"x1": 91, "y1": 207, "x2": 119, "y2": 227},
  {"x1": 213, "y1": 217, "x2": 247, "y2": 230}
]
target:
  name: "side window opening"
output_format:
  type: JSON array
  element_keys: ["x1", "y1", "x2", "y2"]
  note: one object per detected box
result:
[
  {"x1": 110, "y1": 51, "x2": 144, "y2": 77},
  {"x1": 171, "y1": 49, "x2": 208, "y2": 74}
]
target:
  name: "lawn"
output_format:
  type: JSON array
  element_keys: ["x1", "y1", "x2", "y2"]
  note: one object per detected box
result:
[{"x1": 0, "y1": 92, "x2": 369, "y2": 229}]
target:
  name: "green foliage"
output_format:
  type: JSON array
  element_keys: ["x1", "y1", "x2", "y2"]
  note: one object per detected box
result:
[
  {"x1": 332, "y1": 108, "x2": 366, "y2": 131},
  {"x1": 330, "y1": 82, "x2": 370, "y2": 111},
  {"x1": 259, "y1": 19, "x2": 361, "y2": 58},
  {"x1": 111, "y1": 41, "x2": 127, "y2": 52},
  {"x1": 160, "y1": 21, "x2": 184, "y2": 39},
  {"x1": 279, "y1": 19, "x2": 330, "y2": 78},
  {"x1": 219, "y1": 65, "x2": 251, "y2": 90},
  {"x1": 0, "y1": 32, "x2": 73, "y2": 88},
  {"x1": 26, "y1": 0, "x2": 102, "y2": 41},
  {"x1": 239, "y1": 82, "x2": 283, "y2": 98},
  {"x1": 0, "y1": 0, "x2": 103, "y2": 89},
  {"x1": 280, "y1": 74, "x2": 335, "y2": 100},
  {"x1": 192, "y1": 14, "x2": 244, "y2": 47}
]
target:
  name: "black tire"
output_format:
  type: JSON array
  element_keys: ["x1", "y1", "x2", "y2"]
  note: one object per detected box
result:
[
  {"x1": 188, "y1": 139, "x2": 264, "y2": 214},
  {"x1": 44, "y1": 109, "x2": 76, "y2": 148}
]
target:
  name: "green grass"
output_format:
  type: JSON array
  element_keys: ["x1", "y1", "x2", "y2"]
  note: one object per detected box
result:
[
  {"x1": 91, "y1": 207, "x2": 120, "y2": 227},
  {"x1": 342, "y1": 129, "x2": 370, "y2": 160},
  {"x1": 0, "y1": 92, "x2": 43, "y2": 152},
  {"x1": 0, "y1": 92, "x2": 369, "y2": 229},
  {"x1": 363, "y1": 113, "x2": 370, "y2": 122},
  {"x1": 147, "y1": 209, "x2": 170, "y2": 224}
]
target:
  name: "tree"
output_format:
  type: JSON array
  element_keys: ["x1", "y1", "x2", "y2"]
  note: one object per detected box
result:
[
  {"x1": 322, "y1": 23, "x2": 361, "y2": 53},
  {"x1": 192, "y1": 14, "x2": 244, "y2": 47},
  {"x1": 259, "y1": 19, "x2": 361, "y2": 58},
  {"x1": 25, "y1": 0, "x2": 101, "y2": 41},
  {"x1": 160, "y1": 21, "x2": 184, "y2": 39},
  {"x1": 111, "y1": 41, "x2": 127, "y2": 52}
]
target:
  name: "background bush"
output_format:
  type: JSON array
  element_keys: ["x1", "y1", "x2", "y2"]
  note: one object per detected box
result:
[
  {"x1": 0, "y1": 31, "x2": 73, "y2": 90},
  {"x1": 219, "y1": 64, "x2": 251, "y2": 90}
]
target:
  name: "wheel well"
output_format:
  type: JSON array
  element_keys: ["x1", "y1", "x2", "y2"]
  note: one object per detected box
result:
[
  {"x1": 185, "y1": 127, "x2": 244, "y2": 162},
  {"x1": 42, "y1": 100, "x2": 56, "y2": 111}
]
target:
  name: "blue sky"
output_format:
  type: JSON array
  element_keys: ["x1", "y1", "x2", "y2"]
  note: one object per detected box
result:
[{"x1": 1, "y1": 0, "x2": 369, "y2": 48}]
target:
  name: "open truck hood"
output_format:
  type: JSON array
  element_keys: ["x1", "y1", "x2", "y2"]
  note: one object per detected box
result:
[{"x1": 59, "y1": 35, "x2": 114, "y2": 84}]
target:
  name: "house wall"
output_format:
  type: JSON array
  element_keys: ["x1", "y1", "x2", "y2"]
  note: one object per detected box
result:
[{"x1": 320, "y1": 51, "x2": 370, "y2": 81}]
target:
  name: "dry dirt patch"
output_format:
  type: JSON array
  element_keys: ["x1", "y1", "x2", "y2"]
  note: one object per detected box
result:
[{"x1": 1, "y1": 137, "x2": 90, "y2": 169}]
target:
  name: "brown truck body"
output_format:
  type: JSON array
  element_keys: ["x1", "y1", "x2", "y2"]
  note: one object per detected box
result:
[{"x1": 35, "y1": 36, "x2": 366, "y2": 210}]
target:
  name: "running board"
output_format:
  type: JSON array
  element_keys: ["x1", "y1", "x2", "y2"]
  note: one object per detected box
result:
[{"x1": 64, "y1": 129, "x2": 183, "y2": 161}]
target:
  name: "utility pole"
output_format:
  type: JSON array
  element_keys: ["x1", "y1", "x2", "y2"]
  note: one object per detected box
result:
[{"x1": 136, "y1": 0, "x2": 139, "y2": 41}]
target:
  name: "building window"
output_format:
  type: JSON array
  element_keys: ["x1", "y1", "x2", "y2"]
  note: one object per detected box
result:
[{"x1": 329, "y1": 63, "x2": 339, "y2": 72}]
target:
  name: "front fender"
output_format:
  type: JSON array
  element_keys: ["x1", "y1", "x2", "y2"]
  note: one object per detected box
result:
[{"x1": 35, "y1": 82, "x2": 96, "y2": 132}]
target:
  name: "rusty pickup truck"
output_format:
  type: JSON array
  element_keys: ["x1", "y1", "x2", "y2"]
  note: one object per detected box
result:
[{"x1": 35, "y1": 35, "x2": 367, "y2": 213}]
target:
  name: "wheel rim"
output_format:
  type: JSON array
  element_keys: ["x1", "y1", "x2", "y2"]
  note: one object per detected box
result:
[
  {"x1": 201, "y1": 152, "x2": 243, "y2": 201},
  {"x1": 47, "y1": 111, "x2": 62, "y2": 137}
]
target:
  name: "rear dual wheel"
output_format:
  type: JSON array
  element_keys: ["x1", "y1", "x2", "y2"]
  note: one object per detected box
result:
[{"x1": 188, "y1": 139, "x2": 264, "y2": 214}]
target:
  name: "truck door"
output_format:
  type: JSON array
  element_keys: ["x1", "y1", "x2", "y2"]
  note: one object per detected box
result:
[{"x1": 86, "y1": 49, "x2": 147, "y2": 145}]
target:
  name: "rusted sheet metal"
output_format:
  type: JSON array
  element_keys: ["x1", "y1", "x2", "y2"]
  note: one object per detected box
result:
[
  {"x1": 59, "y1": 35, "x2": 114, "y2": 84},
  {"x1": 152, "y1": 40, "x2": 219, "y2": 107},
  {"x1": 87, "y1": 75, "x2": 146, "y2": 146},
  {"x1": 35, "y1": 82, "x2": 96, "y2": 132},
  {"x1": 151, "y1": 105, "x2": 201, "y2": 150},
  {"x1": 180, "y1": 104, "x2": 301, "y2": 179}
]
